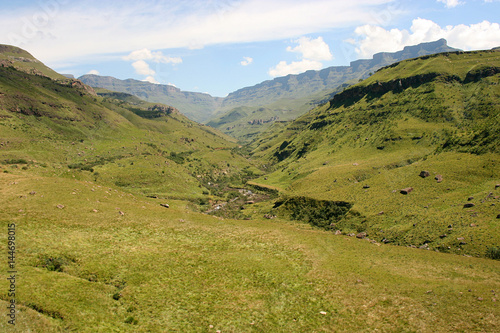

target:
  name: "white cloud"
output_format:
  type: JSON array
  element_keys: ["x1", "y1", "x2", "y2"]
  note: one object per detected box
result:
[
  {"x1": 123, "y1": 48, "x2": 182, "y2": 64},
  {"x1": 269, "y1": 59, "x2": 323, "y2": 77},
  {"x1": 269, "y1": 36, "x2": 333, "y2": 77},
  {"x1": 351, "y1": 18, "x2": 500, "y2": 58},
  {"x1": 0, "y1": 0, "x2": 393, "y2": 66},
  {"x1": 286, "y1": 37, "x2": 333, "y2": 61},
  {"x1": 132, "y1": 60, "x2": 155, "y2": 76},
  {"x1": 87, "y1": 69, "x2": 99, "y2": 75},
  {"x1": 437, "y1": 0, "x2": 463, "y2": 8},
  {"x1": 240, "y1": 56, "x2": 253, "y2": 66},
  {"x1": 143, "y1": 76, "x2": 159, "y2": 84}
]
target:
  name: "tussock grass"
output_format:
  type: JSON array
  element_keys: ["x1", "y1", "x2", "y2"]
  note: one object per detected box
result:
[{"x1": 0, "y1": 173, "x2": 499, "y2": 332}]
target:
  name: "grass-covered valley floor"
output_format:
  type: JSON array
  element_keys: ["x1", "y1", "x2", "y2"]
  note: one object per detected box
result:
[{"x1": 0, "y1": 172, "x2": 499, "y2": 332}]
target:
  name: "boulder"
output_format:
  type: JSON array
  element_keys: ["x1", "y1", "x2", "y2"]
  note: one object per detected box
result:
[
  {"x1": 435, "y1": 174, "x2": 443, "y2": 183},
  {"x1": 463, "y1": 203, "x2": 475, "y2": 208},
  {"x1": 419, "y1": 171, "x2": 430, "y2": 178},
  {"x1": 400, "y1": 187, "x2": 413, "y2": 195},
  {"x1": 356, "y1": 232, "x2": 367, "y2": 239},
  {"x1": 160, "y1": 203, "x2": 170, "y2": 208}
]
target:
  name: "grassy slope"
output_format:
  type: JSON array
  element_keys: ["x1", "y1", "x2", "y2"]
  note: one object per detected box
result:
[
  {"x1": 0, "y1": 173, "x2": 498, "y2": 332},
  {"x1": 0, "y1": 44, "x2": 68, "y2": 81},
  {"x1": 249, "y1": 50, "x2": 500, "y2": 258},
  {"x1": 0, "y1": 65, "x2": 256, "y2": 200}
]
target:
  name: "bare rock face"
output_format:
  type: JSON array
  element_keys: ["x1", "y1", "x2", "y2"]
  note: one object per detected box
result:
[
  {"x1": 400, "y1": 187, "x2": 413, "y2": 195},
  {"x1": 419, "y1": 171, "x2": 430, "y2": 178},
  {"x1": 356, "y1": 232, "x2": 367, "y2": 239}
]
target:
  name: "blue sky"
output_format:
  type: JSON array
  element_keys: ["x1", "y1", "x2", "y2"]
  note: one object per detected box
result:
[{"x1": 1, "y1": 0, "x2": 499, "y2": 96}]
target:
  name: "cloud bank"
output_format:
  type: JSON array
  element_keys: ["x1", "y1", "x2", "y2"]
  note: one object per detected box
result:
[
  {"x1": 0, "y1": 0, "x2": 392, "y2": 65},
  {"x1": 269, "y1": 37, "x2": 333, "y2": 77},
  {"x1": 351, "y1": 18, "x2": 500, "y2": 58}
]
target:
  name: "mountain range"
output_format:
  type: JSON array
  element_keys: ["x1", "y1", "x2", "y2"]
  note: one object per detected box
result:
[{"x1": 80, "y1": 39, "x2": 459, "y2": 141}]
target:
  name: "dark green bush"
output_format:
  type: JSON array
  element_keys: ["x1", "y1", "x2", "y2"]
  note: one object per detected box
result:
[{"x1": 486, "y1": 246, "x2": 500, "y2": 260}]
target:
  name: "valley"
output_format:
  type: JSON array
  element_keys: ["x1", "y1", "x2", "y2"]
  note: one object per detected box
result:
[{"x1": 0, "y1": 43, "x2": 499, "y2": 332}]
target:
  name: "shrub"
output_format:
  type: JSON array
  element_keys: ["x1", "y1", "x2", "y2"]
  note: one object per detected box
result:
[
  {"x1": 4, "y1": 158, "x2": 28, "y2": 164},
  {"x1": 486, "y1": 246, "x2": 500, "y2": 260},
  {"x1": 125, "y1": 316, "x2": 138, "y2": 325}
]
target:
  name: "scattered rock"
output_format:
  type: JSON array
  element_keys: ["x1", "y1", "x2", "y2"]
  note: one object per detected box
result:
[
  {"x1": 477, "y1": 297, "x2": 483, "y2": 301},
  {"x1": 457, "y1": 237, "x2": 465, "y2": 241},
  {"x1": 419, "y1": 171, "x2": 430, "y2": 178},
  {"x1": 495, "y1": 184, "x2": 500, "y2": 189},
  {"x1": 56, "y1": 204, "x2": 65, "y2": 209},
  {"x1": 118, "y1": 211, "x2": 125, "y2": 216},
  {"x1": 356, "y1": 232, "x2": 367, "y2": 239},
  {"x1": 352, "y1": 163, "x2": 359, "y2": 166},
  {"x1": 377, "y1": 211, "x2": 384, "y2": 215},
  {"x1": 439, "y1": 234, "x2": 447, "y2": 238},
  {"x1": 467, "y1": 196, "x2": 474, "y2": 201},
  {"x1": 362, "y1": 185, "x2": 370, "y2": 189},
  {"x1": 246, "y1": 201, "x2": 255, "y2": 204},
  {"x1": 92, "y1": 209, "x2": 98, "y2": 213},
  {"x1": 29, "y1": 191, "x2": 36, "y2": 195},
  {"x1": 463, "y1": 203, "x2": 475, "y2": 208},
  {"x1": 319, "y1": 311, "x2": 327, "y2": 315},
  {"x1": 263, "y1": 214, "x2": 276, "y2": 219},
  {"x1": 435, "y1": 174, "x2": 443, "y2": 183},
  {"x1": 335, "y1": 230, "x2": 342, "y2": 235},
  {"x1": 470, "y1": 223, "x2": 477, "y2": 227},
  {"x1": 347, "y1": 233, "x2": 356, "y2": 237},
  {"x1": 497, "y1": 214, "x2": 500, "y2": 219},
  {"x1": 400, "y1": 187, "x2": 413, "y2": 195},
  {"x1": 160, "y1": 203, "x2": 170, "y2": 208}
]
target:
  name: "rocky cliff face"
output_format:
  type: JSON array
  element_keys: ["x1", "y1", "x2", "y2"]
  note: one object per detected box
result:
[
  {"x1": 222, "y1": 39, "x2": 460, "y2": 109},
  {"x1": 78, "y1": 74, "x2": 223, "y2": 123}
]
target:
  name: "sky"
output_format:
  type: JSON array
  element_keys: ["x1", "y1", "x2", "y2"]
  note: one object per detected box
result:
[{"x1": 1, "y1": 0, "x2": 499, "y2": 97}]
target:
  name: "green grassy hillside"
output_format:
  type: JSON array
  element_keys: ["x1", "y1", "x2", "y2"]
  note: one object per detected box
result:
[
  {"x1": 249, "y1": 49, "x2": 500, "y2": 258},
  {"x1": 1, "y1": 172, "x2": 499, "y2": 332},
  {"x1": 0, "y1": 64, "x2": 257, "y2": 201}
]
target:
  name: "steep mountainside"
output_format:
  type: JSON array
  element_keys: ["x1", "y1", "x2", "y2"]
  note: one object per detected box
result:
[
  {"x1": 79, "y1": 74, "x2": 224, "y2": 123},
  {"x1": 248, "y1": 49, "x2": 500, "y2": 258},
  {"x1": 0, "y1": 52, "x2": 258, "y2": 201},
  {"x1": 207, "y1": 39, "x2": 460, "y2": 141}
]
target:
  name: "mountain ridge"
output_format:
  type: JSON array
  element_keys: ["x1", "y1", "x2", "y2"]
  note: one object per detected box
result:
[{"x1": 78, "y1": 39, "x2": 460, "y2": 129}]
